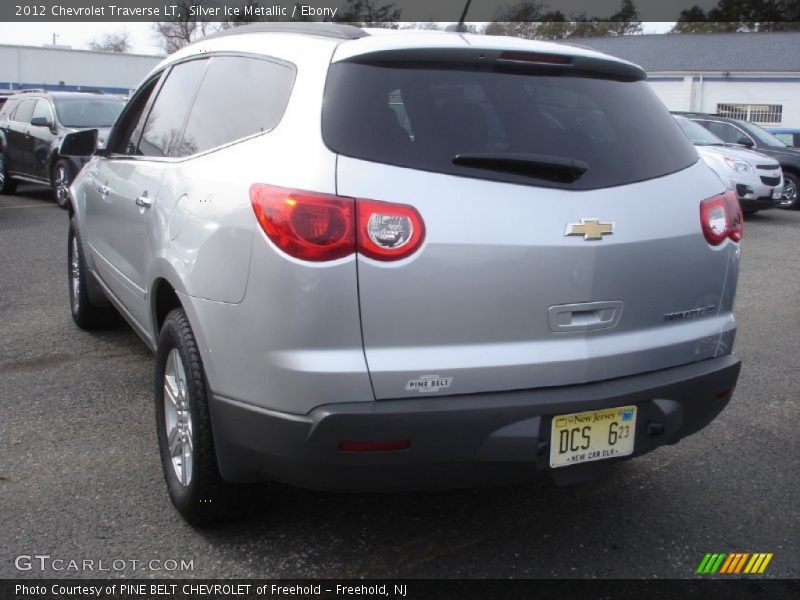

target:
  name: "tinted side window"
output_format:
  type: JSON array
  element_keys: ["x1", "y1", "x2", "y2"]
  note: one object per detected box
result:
[
  {"x1": 138, "y1": 59, "x2": 208, "y2": 158},
  {"x1": 31, "y1": 99, "x2": 53, "y2": 123},
  {"x1": 109, "y1": 77, "x2": 160, "y2": 155},
  {"x1": 13, "y1": 99, "x2": 36, "y2": 124},
  {"x1": 2, "y1": 99, "x2": 19, "y2": 120},
  {"x1": 180, "y1": 55, "x2": 295, "y2": 155},
  {"x1": 706, "y1": 121, "x2": 746, "y2": 144}
]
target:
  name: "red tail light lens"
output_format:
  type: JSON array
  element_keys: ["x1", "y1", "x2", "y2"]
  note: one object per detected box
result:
[
  {"x1": 250, "y1": 185, "x2": 425, "y2": 262},
  {"x1": 250, "y1": 184, "x2": 355, "y2": 261},
  {"x1": 339, "y1": 440, "x2": 410, "y2": 452},
  {"x1": 357, "y1": 199, "x2": 425, "y2": 261},
  {"x1": 723, "y1": 191, "x2": 743, "y2": 242},
  {"x1": 700, "y1": 190, "x2": 743, "y2": 246}
]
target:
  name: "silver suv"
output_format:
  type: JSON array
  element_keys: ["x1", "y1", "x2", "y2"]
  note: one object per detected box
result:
[{"x1": 64, "y1": 24, "x2": 742, "y2": 524}]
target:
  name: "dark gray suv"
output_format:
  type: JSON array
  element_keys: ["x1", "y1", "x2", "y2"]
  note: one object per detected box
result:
[{"x1": 0, "y1": 91, "x2": 124, "y2": 207}]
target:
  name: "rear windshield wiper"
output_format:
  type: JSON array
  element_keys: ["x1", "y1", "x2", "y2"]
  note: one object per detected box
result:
[{"x1": 453, "y1": 153, "x2": 588, "y2": 183}]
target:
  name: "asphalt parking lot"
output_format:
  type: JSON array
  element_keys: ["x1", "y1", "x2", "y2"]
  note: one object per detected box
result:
[{"x1": 1, "y1": 184, "x2": 798, "y2": 580}]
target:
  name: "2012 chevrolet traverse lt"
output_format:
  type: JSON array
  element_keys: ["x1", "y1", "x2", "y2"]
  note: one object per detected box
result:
[{"x1": 62, "y1": 24, "x2": 742, "y2": 524}]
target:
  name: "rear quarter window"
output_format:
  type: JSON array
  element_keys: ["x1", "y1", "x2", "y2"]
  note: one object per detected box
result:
[
  {"x1": 322, "y1": 62, "x2": 698, "y2": 190},
  {"x1": 12, "y1": 99, "x2": 37, "y2": 124},
  {"x1": 180, "y1": 55, "x2": 295, "y2": 155}
]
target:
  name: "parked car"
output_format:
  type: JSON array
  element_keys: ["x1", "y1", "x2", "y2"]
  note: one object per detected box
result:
[
  {"x1": 676, "y1": 112, "x2": 800, "y2": 210},
  {"x1": 62, "y1": 23, "x2": 742, "y2": 524},
  {"x1": 673, "y1": 115, "x2": 783, "y2": 214},
  {"x1": 0, "y1": 90, "x2": 125, "y2": 207},
  {"x1": 767, "y1": 127, "x2": 800, "y2": 148}
]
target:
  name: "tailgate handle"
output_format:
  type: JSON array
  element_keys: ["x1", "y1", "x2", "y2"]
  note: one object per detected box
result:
[{"x1": 548, "y1": 301, "x2": 623, "y2": 332}]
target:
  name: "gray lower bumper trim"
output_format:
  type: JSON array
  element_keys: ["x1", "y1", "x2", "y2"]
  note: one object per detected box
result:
[{"x1": 210, "y1": 355, "x2": 740, "y2": 490}]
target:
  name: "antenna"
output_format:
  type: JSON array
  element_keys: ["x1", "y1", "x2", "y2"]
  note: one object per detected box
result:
[{"x1": 453, "y1": 0, "x2": 473, "y2": 33}]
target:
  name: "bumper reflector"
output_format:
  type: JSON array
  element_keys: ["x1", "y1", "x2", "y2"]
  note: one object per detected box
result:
[{"x1": 339, "y1": 440, "x2": 410, "y2": 452}]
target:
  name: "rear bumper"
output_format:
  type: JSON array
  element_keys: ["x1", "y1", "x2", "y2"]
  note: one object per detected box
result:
[{"x1": 211, "y1": 355, "x2": 740, "y2": 490}]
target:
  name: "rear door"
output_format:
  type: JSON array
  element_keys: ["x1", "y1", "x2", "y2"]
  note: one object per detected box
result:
[
  {"x1": 29, "y1": 99, "x2": 55, "y2": 179},
  {"x1": 5, "y1": 98, "x2": 36, "y2": 175},
  {"x1": 325, "y1": 52, "x2": 737, "y2": 399},
  {"x1": 85, "y1": 59, "x2": 208, "y2": 329}
]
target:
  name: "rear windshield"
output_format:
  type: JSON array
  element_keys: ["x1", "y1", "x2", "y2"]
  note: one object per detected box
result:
[
  {"x1": 55, "y1": 98, "x2": 125, "y2": 128},
  {"x1": 322, "y1": 62, "x2": 698, "y2": 190}
]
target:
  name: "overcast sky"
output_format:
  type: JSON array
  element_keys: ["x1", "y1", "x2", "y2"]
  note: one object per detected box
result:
[{"x1": 0, "y1": 22, "x2": 676, "y2": 56}]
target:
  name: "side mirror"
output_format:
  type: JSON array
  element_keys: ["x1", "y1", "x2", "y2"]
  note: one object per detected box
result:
[
  {"x1": 737, "y1": 136, "x2": 754, "y2": 148},
  {"x1": 30, "y1": 116, "x2": 51, "y2": 128},
  {"x1": 60, "y1": 129, "x2": 98, "y2": 157}
]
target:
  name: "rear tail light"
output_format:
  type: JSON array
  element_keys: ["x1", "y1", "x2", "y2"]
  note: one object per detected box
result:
[
  {"x1": 249, "y1": 185, "x2": 354, "y2": 261},
  {"x1": 250, "y1": 184, "x2": 425, "y2": 262},
  {"x1": 357, "y1": 199, "x2": 425, "y2": 261},
  {"x1": 700, "y1": 190, "x2": 743, "y2": 246}
]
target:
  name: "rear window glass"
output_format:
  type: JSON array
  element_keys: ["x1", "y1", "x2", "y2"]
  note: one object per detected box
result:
[
  {"x1": 322, "y1": 62, "x2": 698, "y2": 190},
  {"x1": 54, "y1": 97, "x2": 124, "y2": 128}
]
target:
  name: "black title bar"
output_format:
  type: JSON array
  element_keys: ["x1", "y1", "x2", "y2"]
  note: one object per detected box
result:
[{"x1": 2, "y1": 0, "x2": 800, "y2": 22}]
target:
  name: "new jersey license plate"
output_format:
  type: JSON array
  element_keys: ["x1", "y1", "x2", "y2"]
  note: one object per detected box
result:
[{"x1": 549, "y1": 406, "x2": 637, "y2": 468}]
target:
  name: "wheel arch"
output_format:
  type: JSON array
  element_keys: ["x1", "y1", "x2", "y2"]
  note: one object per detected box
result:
[{"x1": 151, "y1": 277, "x2": 184, "y2": 339}]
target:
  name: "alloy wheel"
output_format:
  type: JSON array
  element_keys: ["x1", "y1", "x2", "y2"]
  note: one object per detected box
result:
[
  {"x1": 69, "y1": 235, "x2": 80, "y2": 310},
  {"x1": 54, "y1": 164, "x2": 69, "y2": 205},
  {"x1": 779, "y1": 177, "x2": 797, "y2": 209},
  {"x1": 163, "y1": 349, "x2": 194, "y2": 487}
]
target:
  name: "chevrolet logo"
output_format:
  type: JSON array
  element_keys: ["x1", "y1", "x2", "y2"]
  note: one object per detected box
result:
[{"x1": 565, "y1": 219, "x2": 614, "y2": 241}]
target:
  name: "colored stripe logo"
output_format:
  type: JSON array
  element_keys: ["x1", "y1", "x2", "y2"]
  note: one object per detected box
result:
[{"x1": 696, "y1": 553, "x2": 773, "y2": 574}]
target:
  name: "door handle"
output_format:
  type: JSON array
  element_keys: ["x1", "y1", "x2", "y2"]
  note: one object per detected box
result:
[
  {"x1": 98, "y1": 184, "x2": 109, "y2": 197},
  {"x1": 548, "y1": 301, "x2": 624, "y2": 332},
  {"x1": 135, "y1": 194, "x2": 153, "y2": 209}
]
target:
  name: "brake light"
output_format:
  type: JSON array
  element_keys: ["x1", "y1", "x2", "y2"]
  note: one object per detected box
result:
[
  {"x1": 250, "y1": 185, "x2": 425, "y2": 262},
  {"x1": 700, "y1": 190, "x2": 743, "y2": 246},
  {"x1": 498, "y1": 51, "x2": 572, "y2": 65},
  {"x1": 249, "y1": 185, "x2": 354, "y2": 261},
  {"x1": 357, "y1": 199, "x2": 425, "y2": 261}
]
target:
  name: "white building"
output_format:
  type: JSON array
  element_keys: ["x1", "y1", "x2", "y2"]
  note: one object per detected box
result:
[
  {"x1": 0, "y1": 44, "x2": 162, "y2": 95},
  {"x1": 567, "y1": 32, "x2": 800, "y2": 127}
]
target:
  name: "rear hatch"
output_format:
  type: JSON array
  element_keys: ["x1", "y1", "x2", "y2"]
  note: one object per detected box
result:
[{"x1": 324, "y1": 40, "x2": 737, "y2": 399}]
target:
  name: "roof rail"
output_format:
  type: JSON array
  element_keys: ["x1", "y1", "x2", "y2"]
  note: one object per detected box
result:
[
  {"x1": 200, "y1": 22, "x2": 368, "y2": 43},
  {"x1": 18, "y1": 88, "x2": 46, "y2": 93}
]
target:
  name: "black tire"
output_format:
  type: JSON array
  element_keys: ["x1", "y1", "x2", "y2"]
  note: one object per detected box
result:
[
  {"x1": 779, "y1": 172, "x2": 798, "y2": 210},
  {"x1": 155, "y1": 308, "x2": 246, "y2": 525},
  {"x1": 52, "y1": 159, "x2": 74, "y2": 209},
  {"x1": 68, "y1": 218, "x2": 112, "y2": 330},
  {"x1": 0, "y1": 153, "x2": 17, "y2": 195}
]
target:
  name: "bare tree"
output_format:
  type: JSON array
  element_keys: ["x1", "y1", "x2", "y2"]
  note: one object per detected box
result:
[
  {"x1": 88, "y1": 31, "x2": 131, "y2": 53},
  {"x1": 153, "y1": 0, "x2": 224, "y2": 54},
  {"x1": 671, "y1": 0, "x2": 800, "y2": 33},
  {"x1": 487, "y1": 0, "x2": 642, "y2": 39},
  {"x1": 335, "y1": 0, "x2": 401, "y2": 28}
]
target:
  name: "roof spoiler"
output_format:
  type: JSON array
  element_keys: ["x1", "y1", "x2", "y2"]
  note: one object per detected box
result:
[{"x1": 337, "y1": 47, "x2": 646, "y2": 81}]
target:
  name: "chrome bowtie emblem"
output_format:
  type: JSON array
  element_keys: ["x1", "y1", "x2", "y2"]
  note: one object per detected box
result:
[{"x1": 565, "y1": 219, "x2": 614, "y2": 241}]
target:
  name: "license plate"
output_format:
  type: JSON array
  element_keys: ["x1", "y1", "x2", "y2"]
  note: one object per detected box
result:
[
  {"x1": 773, "y1": 187, "x2": 783, "y2": 199},
  {"x1": 549, "y1": 406, "x2": 636, "y2": 468}
]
